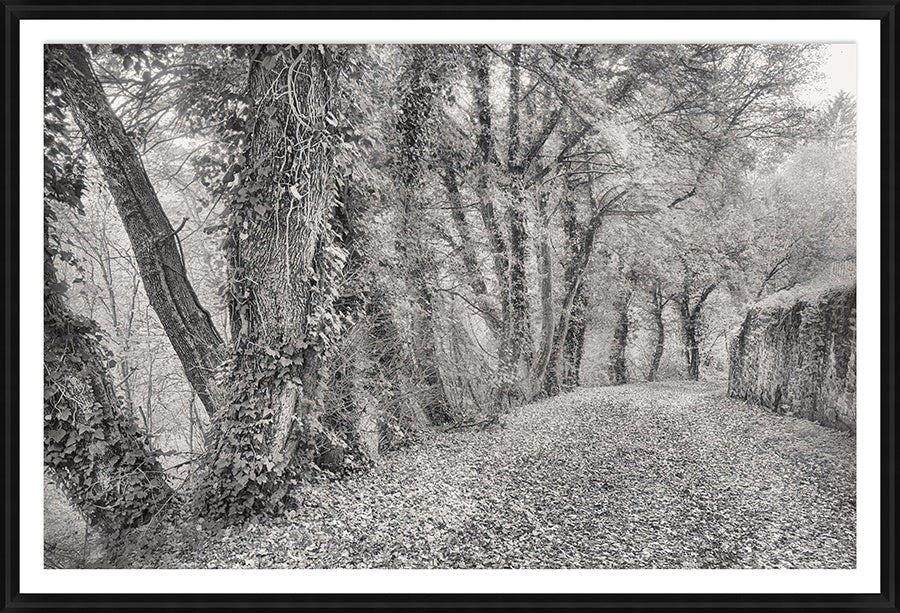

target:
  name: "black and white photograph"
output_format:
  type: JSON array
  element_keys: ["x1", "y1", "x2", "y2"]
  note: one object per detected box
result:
[{"x1": 39, "y1": 37, "x2": 861, "y2": 574}]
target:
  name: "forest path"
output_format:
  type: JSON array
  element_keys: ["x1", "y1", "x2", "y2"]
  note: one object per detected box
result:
[{"x1": 159, "y1": 382, "x2": 856, "y2": 569}]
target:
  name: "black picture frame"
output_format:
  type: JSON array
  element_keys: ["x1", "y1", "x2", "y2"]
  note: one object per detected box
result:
[{"x1": 2, "y1": 2, "x2": 896, "y2": 611}]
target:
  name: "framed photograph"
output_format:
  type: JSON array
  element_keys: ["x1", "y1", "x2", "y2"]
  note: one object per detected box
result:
[{"x1": 2, "y1": 3, "x2": 897, "y2": 611}]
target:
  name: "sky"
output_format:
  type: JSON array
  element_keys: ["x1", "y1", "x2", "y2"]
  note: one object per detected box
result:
[{"x1": 801, "y1": 43, "x2": 857, "y2": 106}]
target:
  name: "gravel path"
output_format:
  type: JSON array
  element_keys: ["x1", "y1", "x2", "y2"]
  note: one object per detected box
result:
[{"x1": 151, "y1": 382, "x2": 856, "y2": 569}]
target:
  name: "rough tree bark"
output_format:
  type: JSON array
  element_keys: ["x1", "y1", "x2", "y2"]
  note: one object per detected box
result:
[
  {"x1": 241, "y1": 42, "x2": 336, "y2": 458},
  {"x1": 495, "y1": 44, "x2": 533, "y2": 410},
  {"x1": 395, "y1": 45, "x2": 453, "y2": 424},
  {"x1": 46, "y1": 45, "x2": 225, "y2": 417},
  {"x1": 560, "y1": 291, "x2": 587, "y2": 390},
  {"x1": 198, "y1": 45, "x2": 343, "y2": 520},
  {"x1": 531, "y1": 191, "x2": 555, "y2": 398},
  {"x1": 679, "y1": 303, "x2": 701, "y2": 381},
  {"x1": 470, "y1": 45, "x2": 511, "y2": 331}
]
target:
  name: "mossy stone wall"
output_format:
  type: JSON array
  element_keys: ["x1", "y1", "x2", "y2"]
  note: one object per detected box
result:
[{"x1": 728, "y1": 286, "x2": 856, "y2": 431}]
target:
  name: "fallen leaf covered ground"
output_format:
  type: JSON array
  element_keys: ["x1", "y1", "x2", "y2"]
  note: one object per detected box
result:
[{"x1": 143, "y1": 382, "x2": 856, "y2": 569}]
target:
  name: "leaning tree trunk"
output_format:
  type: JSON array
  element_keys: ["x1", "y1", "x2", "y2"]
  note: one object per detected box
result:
[
  {"x1": 198, "y1": 45, "x2": 342, "y2": 522},
  {"x1": 538, "y1": 179, "x2": 621, "y2": 396},
  {"x1": 608, "y1": 287, "x2": 632, "y2": 385},
  {"x1": 441, "y1": 162, "x2": 501, "y2": 332},
  {"x1": 46, "y1": 45, "x2": 226, "y2": 418},
  {"x1": 44, "y1": 255, "x2": 173, "y2": 535}
]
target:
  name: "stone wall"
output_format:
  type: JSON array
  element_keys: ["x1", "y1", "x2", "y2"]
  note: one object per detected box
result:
[{"x1": 728, "y1": 284, "x2": 856, "y2": 431}]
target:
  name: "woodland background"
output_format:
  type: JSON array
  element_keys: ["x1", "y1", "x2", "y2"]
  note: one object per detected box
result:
[{"x1": 43, "y1": 43, "x2": 856, "y2": 567}]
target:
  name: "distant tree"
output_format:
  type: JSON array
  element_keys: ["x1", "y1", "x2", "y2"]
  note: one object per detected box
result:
[
  {"x1": 814, "y1": 90, "x2": 856, "y2": 146},
  {"x1": 748, "y1": 93, "x2": 857, "y2": 299}
]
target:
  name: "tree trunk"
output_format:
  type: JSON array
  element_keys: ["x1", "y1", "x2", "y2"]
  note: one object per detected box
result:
[
  {"x1": 395, "y1": 46, "x2": 453, "y2": 424},
  {"x1": 608, "y1": 288, "x2": 632, "y2": 385},
  {"x1": 470, "y1": 45, "x2": 510, "y2": 327},
  {"x1": 679, "y1": 299, "x2": 701, "y2": 381},
  {"x1": 531, "y1": 192, "x2": 555, "y2": 399},
  {"x1": 47, "y1": 44, "x2": 225, "y2": 418},
  {"x1": 344, "y1": 185, "x2": 420, "y2": 445},
  {"x1": 677, "y1": 283, "x2": 716, "y2": 382},
  {"x1": 496, "y1": 185, "x2": 531, "y2": 408},
  {"x1": 441, "y1": 163, "x2": 500, "y2": 332},
  {"x1": 495, "y1": 44, "x2": 532, "y2": 411},
  {"x1": 647, "y1": 284, "x2": 665, "y2": 382},
  {"x1": 560, "y1": 289, "x2": 587, "y2": 390},
  {"x1": 44, "y1": 255, "x2": 173, "y2": 535},
  {"x1": 198, "y1": 45, "x2": 341, "y2": 522},
  {"x1": 537, "y1": 178, "x2": 620, "y2": 396}
]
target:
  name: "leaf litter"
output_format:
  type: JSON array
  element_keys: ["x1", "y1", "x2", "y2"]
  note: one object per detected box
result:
[{"x1": 141, "y1": 382, "x2": 856, "y2": 569}]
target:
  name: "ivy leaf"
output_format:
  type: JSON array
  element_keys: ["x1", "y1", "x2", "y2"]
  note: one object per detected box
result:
[{"x1": 47, "y1": 281, "x2": 68, "y2": 295}]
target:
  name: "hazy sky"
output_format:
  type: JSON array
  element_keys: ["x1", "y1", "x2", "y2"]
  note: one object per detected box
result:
[{"x1": 801, "y1": 43, "x2": 857, "y2": 106}]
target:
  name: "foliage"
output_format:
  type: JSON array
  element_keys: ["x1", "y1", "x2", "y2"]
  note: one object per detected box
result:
[
  {"x1": 193, "y1": 341, "x2": 314, "y2": 523},
  {"x1": 44, "y1": 260, "x2": 174, "y2": 534}
]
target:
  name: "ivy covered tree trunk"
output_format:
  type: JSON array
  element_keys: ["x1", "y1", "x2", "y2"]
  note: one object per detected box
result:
[
  {"x1": 46, "y1": 45, "x2": 226, "y2": 418},
  {"x1": 44, "y1": 255, "x2": 172, "y2": 535},
  {"x1": 314, "y1": 187, "x2": 376, "y2": 468},
  {"x1": 647, "y1": 284, "x2": 666, "y2": 382},
  {"x1": 395, "y1": 45, "x2": 452, "y2": 424},
  {"x1": 560, "y1": 290, "x2": 587, "y2": 390},
  {"x1": 470, "y1": 45, "x2": 510, "y2": 328},
  {"x1": 470, "y1": 43, "x2": 520, "y2": 408},
  {"x1": 342, "y1": 181, "x2": 424, "y2": 452},
  {"x1": 495, "y1": 44, "x2": 533, "y2": 411},
  {"x1": 531, "y1": 192, "x2": 555, "y2": 399},
  {"x1": 198, "y1": 45, "x2": 345, "y2": 522},
  {"x1": 556, "y1": 176, "x2": 589, "y2": 393},
  {"x1": 608, "y1": 288, "x2": 632, "y2": 385}
]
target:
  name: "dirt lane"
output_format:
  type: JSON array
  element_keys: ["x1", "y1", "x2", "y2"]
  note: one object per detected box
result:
[{"x1": 144, "y1": 382, "x2": 856, "y2": 569}]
